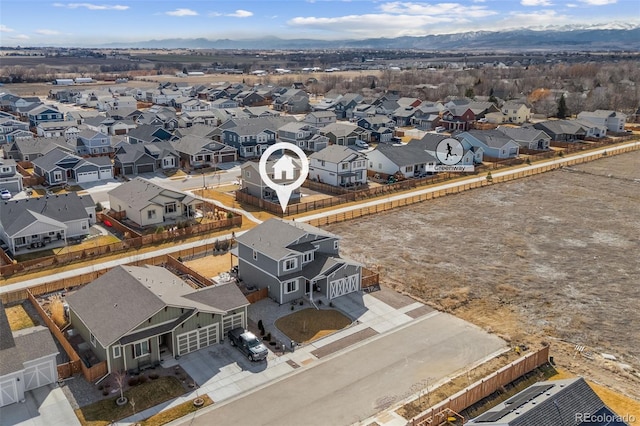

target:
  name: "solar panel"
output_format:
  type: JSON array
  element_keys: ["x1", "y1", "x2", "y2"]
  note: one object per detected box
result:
[
  {"x1": 472, "y1": 384, "x2": 555, "y2": 423},
  {"x1": 474, "y1": 408, "x2": 514, "y2": 423}
]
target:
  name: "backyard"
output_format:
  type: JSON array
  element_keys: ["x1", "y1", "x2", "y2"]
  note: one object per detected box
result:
[{"x1": 325, "y1": 150, "x2": 640, "y2": 402}]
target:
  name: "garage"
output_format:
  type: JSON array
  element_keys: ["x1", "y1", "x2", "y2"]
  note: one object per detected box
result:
[
  {"x1": 329, "y1": 273, "x2": 360, "y2": 300},
  {"x1": 136, "y1": 164, "x2": 155, "y2": 174},
  {"x1": 76, "y1": 170, "x2": 99, "y2": 183},
  {"x1": 219, "y1": 153, "x2": 237, "y2": 163},
  {"x1": 23, "y1": 359, "x2": 56, "y2": 391},
  {"x1": 0, "y1": 378, "x2": 19, "y2": 407},
  {"x1": 222, "y1": 313, "x2": 245, "y2": 337},
  {"x1": 176, "y1": 324, "x2": 219, "y2": 356},
  {"x1": 99, "y1": 168, "x2": 113, "y2": 180}
]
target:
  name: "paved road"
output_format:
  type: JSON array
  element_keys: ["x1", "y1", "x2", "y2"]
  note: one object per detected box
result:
[{"x1": 176, "y1": 313, "x2": 506, "y2": 426}]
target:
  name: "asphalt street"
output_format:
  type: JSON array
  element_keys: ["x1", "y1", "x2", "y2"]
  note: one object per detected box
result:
[{"x1": 175, "y1": 312, "x2": 505, "y2": 426}]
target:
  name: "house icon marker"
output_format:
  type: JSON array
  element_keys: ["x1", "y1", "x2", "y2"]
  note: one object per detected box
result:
[{"x1": 273, "y1": 155, "x2": 296, "y2": 180}]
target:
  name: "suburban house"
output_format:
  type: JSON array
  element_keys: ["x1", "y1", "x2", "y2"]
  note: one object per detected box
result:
[
  {"x1": 411, "y1": 103, "x2": 444, "y2": 131},
  {"x1": 210, "y1": 98, "x2": 239, "y2": 109},
  {"x1": 271, "y1": 88, "x2": 310, "y2": 114},
  {"x1": 127, "y1": 125, "x2": 176, "y2": 145},
  {"x1": 357, "y1": 116, "x2": 395, "y2": 143},
  {"x1": 319, "y1": 122, "x2": 369, "y2": 146},
  {"x1": 497, "y1": 126, "x2": 551, "y2": 150},
  {"x1": 577, "y1": 110, "x2": 627, "y2": 133},
  {"x1": 330, "y1": 93, "x2": 363, "y2": 119},
  {"x1": 303, "y1": 111, "x2": 337, "y2": 128},
  {"x1": 501, "y1": 101, "x2": 532, "y2": 124},
  {"x1": 0, "y1": 193, "x2": 96, "y2": 254},
  {"x1": 367, "y1": 143, "x2": 438, "y2": 178},
  {"x1": 0, "y1": 158, "x2": 24, "y2": 193},
  {"x1": 36, "y1": 121, "x2": 80, "y2": 140},
  {"x1": 3, "y1": 138, "x2": 58, "y2": 162},
  {"x1": 235, "y1": 218, "x2": 363, "y2": 304},
  {"x1": 172, "y1": 135, "x2": 238, "y2": 169},
  {"x1": 113, "y1": 145, "x2": 159, "y2": 176},
  {"x1": 76, "y1": 129, "x2": 113, "y2": 156},
  {"x1": 65, "y1": 265, "x2": 249, "y2": 374},
  {"x1": 467, "y1": 377, "x2": 630, "y2": 426},
  {"x1": 277, "y1": 122, "x2": 329, "y2": 152},
  {"x1": 221, "y1": 116, "x2": 297, "y2": 159},
  {"x1": 455, "y1": 129, "x2": 520, "y2": 159},
  {"x1": 0, "y1": 305, "x2": 59, "y2": 407},
  {"x1": 27, "y1": 104, "x2": 64, "y2": 128},
  {"x1": 0, "y1": 117, "x2": 32, "y2": 144},
  {"x1": 309, "y1": 145, "x2": 368, "y2": 187},
  {"x1": 239, "y1": 160, "x2": 302, "y2": 204},
  {"x1": 108, "y1": 177, "x2": 200, "y2": 227},
  {"x1": 532, "y1": 120, "x2": 589, "y2": 142},
  {"x1": 32, "y1": 148, "x2": 114, "y2": 185},
  {"x1": 440, "y1": 106, "x2": 476, "y2": 131}
]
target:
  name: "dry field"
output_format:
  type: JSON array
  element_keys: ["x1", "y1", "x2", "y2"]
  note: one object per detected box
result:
[{"x1": 326, "y1": 150, "x2": 640, "y2": 401}]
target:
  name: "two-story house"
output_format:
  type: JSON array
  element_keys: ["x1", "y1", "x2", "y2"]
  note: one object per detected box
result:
[
  {"x1": 309, "y1": 145, "x2": 368, "y2": 187},
  {"x1": 277, "y1": 122, "x2": 329, "y2": 152},
  {"x1": 76, "y1": 129, "x2": 113, "y2": 156},
  {"x1": 501, "y1": 102, "x2": 532, "y2": 124},
  {"x1": 577, "y1": 110, "x2": 627, "y2": 133},
  {"x1": 239, "y1": 160, "x2": 302, "y2": 204},
  {"x1": 236, "y1": 219, "x2": 362, "y2": 304},
  {"x1": 357, "y1": 116, "x2": 395, "y2": 143},
  {"x1": 303, "y1": 111, "x2": 337, "y2": 128},
  {"x1": 221, "y1": 116, "x2": 297, "y2": 159},
  {"x1": 0, "y1": 158, "x2": 24, "y2": 193},
  {"x1": 27, "y1": 105, "x2": 64, "y2": 128},
  {"x1": 0, "y1": 117, "x2": 31, "y2": 144}
]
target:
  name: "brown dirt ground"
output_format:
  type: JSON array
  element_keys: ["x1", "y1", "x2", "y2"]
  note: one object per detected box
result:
[
  {"x1": 325, "y1": 150, "x2": 640, "y2": 402},
  {"x1": 183, "y1": 252, "x2": 235, "y2": 279}
]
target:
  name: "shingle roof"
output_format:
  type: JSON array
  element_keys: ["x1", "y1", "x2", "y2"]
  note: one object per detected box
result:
[
  {"x1": 0, "y1": 193, "x2": 94, "y2": 236},
  {"x1": 0, "y1": 323, "x2": 58, "y2": 376},
  {"x1": 374, "y1": 143, "x2": 437, "y2": 167},
  {"x1": 32, "y1": 147, "x2": 80, "y2": 171},
  {"x1": 497, "y1": 126, "x2": 550, "y2": 143},
  {"x1": 236, "y1": 218, "x2": 338, "y2": 260},
  {"x1": 309, "y1": 145, "x2": 366, "y2": 164},
  {"x1": 108, "y1": 177, "x2": 195, "y2": 212},
  {"x1": 466, "y1": 130, "x2": 515, "y2": 148},
  {"x1": 182, "y1": 282, "x2": 249, "y2": 312}
]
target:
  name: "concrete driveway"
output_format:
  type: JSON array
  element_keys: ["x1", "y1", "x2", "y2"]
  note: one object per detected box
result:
[{"x1": 0, "y1": 384, "x2": 80, "y2": 426}]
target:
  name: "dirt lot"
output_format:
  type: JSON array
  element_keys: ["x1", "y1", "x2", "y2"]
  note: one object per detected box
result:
[{"x1": 326, "y1": 150, "x2": 640, "y2": 402}]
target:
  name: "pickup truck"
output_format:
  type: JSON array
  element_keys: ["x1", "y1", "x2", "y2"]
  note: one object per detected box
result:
[{"x1": 228, "y1": 327, "x2": 268, "y2": 361}]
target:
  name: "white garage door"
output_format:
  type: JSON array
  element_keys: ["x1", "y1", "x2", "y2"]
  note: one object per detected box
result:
[
  {"x1": 329, "y1": 273, "x2": 360, "y2": 300},
  {"x1": 76, "y1": 171, "x2": 99, "y2": 183},
  {"x1": 24, "y1": 360, "x2": 56, "y2": 391},
  {"x1": 222, "y1": 313, "x2": 245, "y2": 337},
  {"x1": 0, "y1": 378, "x2": 19, "y2": 407},
  {"x1": 176, "y1": 324, "x2": 219, "y2": 356},
  {"x1": 99, "y1": 169, "x2": 113, "y2": 180}
]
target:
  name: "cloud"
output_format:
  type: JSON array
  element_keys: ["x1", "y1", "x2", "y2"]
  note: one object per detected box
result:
[
  {"x1": 378, "y1": 2, "x2": 496, "y2": 18},
  {"x1": 521, "y1": 0, "x2": 553, "y2": 5},
  {"x1": 53, "y1": 3, "x2": 129, "y2": 10},
  {"x1": 209, "y1": 9, "x2": 254, "y2": 18},
  {"x1": 504, "y1": 9, "x2": 569, "y2": 27},
  {"x1": 566, "y1": 3, "x2": 578, "y2": 6},
  {"x1": 578, "y1": 0, "x2": 616, "y2": 4},
  {"x1": 165, "y1": 8, "x2": 198, "y2": 17},
  {"x1": 36, "y1": 29, "x2": 62, "y2": 35},
  {"x1": 0, "y1": 25, "x2": 15, "y2": 32},
  {"x1": 11, "y1": 34, "x2": 31, "y2": 40}
]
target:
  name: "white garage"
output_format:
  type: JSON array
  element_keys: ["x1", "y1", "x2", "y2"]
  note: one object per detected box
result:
[
  {"x1": 329, "y1": 273, "x2": 360, "y2": 300},
  {"x1": 222, "y1": 313, "x2": 245, "y2": 337},
  {"x1": 0, "y1": 377, "x2": 19, "y2": 407},
  {"x1": 76, "y1": 170, "x2": 99, "y2": 183},
  {"x1": 99, "y1": 168, "x2": 113, "y2": 180},
  {"x1": 176, "y1": 323, "x2": 219, "y2": 356},
  {"x1": 23, "y1": 358, "x2": 57, "y2": 390}
]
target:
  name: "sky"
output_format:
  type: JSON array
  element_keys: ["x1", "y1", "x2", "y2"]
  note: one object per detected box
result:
[{"x1": 1, "y1": 0, "x2": 639, "y2": 46}]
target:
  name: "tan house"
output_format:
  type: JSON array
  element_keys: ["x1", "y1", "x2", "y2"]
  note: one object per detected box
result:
[{"x1": 501, "y1": 102, "x2": 532, "y2": 124}]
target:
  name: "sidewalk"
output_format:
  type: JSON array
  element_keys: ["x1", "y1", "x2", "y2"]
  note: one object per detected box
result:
[{"x1": 118, "y1": 291, "x2": 436, "y2": 425}]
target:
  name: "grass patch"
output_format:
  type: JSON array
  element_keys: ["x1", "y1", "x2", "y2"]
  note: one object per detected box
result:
[
  {"x1": 165, "y1": 169, "x2": 187, "y2": 179},
  {"x1": 275, "y1": 308, "x2": 351, "y2": 343},
  {"x1": 5, "y1": 304, "x2": 36, "y2": 330},
  {"x1": 75, "y1": 376, "x2": 186, "y2": 426},
  {"x1": 140, "y1": 395, "x2": 213, "y2": 426}
]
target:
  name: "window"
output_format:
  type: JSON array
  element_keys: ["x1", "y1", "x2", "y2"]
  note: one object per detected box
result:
[
  {"x1": 245, "y1": 170, "x2": 251, "y2": 178},
  {"x1": 284, "y1": 279, "x2": 298, "y2": 294},
  {"x1": 1, "y1": 167, "x2": 10, "y2": 173},
  {"x1": 283, "y1": 258, "x2": 297, "y2": 271},
  {"x1": 405, "y1": 165, "x2": 414, "y2": 172},
  {"x1": 90, "y1": 333, "x2": 96, "y2": 347},
  {"x1": 147, "y1": 209, "x2": 157, "y2": 219},
  {"x1": 341, "y1": 163, "x2": 349, "y2": 170},
  {"x1": 164, "y1": 202, "x2": 177, "y2": 214},
  {"x1": 320, "y1": 160, "x2": 325, "y2": 167},
  {"x1": 53, "y1": 170, "x2": 63, "y2": 182},
  {"x1": 253, "y1": 250, "x2": 257, "y2": 260},
  {"x1": 334, "y1": 240, "x2": 339, "y2": 250},
  {"x1": 81, "y1": 222, "x2": 87, "y2": 230},
  {"x1": 302, "y1": 251, "x2": 314, "y2": 263},
  {"x1": 113, "y1": 345, "x2": 122, "y2": 359},
  {"x1": 133, "y1": 340, "x2": 150, "y2": 358}
]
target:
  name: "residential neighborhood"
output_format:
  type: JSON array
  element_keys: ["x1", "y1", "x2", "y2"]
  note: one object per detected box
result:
[{"x1": 1, "y1": 39, "x2": 639, "y2": 426}]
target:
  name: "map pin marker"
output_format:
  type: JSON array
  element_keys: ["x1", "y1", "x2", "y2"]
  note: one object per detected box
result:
[{"x1": 259, "y1": 143, "x2": 310, "y2": 214}]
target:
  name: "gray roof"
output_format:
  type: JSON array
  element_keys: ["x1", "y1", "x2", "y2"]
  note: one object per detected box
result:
[
  {"x1": 182, "y1": 282, "x2": 250, "y2": 312},
  {"x1": 0, "y1": 325, "x2": 59, "y2": 376},
  {"x1": 13, "y1": 138, "x2": 59, "y2": 156},
  {"x1": 0, "y1": 193, "x2": 94, "y2": 236},
  {"x1": 467, "y1": 377, "x2": 626, "y2": 426},
  {"x1": 465, "y1": 130, "x2": 515, "y2": 148},
  {"x1": 496, "y1": 126, "x2": 550, "y2": 143},
  {"x1": 236, "y1": 218, "x2": 338, "y2": 260},
  {"x1": 320, "y1": 122, "x2": 362, "y2": 137},
  {"x1": 533, "y1": 120, "x2": 586, "y2": 136},
  {"x1": 374, "y1": 143, "x2": 437, "y2": 167},
  {"x1": 309, "y1": 145, "x2": 366, "y2": 163},
  {"x1": 172, "y1": 135, "x2": 230, "y2": 156},
  {"x1": 108, "y1": 177, "x2": 196, "y2": 212},
  {"x1": 66, "y1": 265, "x2": 231, "y2": 347},
  {"x1": 279, "y1": 253, "x2": 345, "y2": 282},
  {"x1": 408, "y1": 133, "x2": 449, "y2": 151},
  {"x1": 32, "y1": 147, "x2": 79, "y2": 171}
]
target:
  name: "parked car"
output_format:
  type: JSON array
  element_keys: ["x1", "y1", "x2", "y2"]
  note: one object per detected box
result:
[
  {"x1": 0, "y1": 189, "x2": 11, "y2": 200},
  {"x1": 228, "y1": 327, "x2": 269, "y2": 361},
  {"x1": 355, "y1": 140, "x2": 369, "y2": 149}
]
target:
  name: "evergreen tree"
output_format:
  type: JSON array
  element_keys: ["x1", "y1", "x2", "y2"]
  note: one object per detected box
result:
[
  {"x1": 488, "y1": 88, "x2": 497, "y2": 105},
  {"x1": 465, "y1": 87, "x2": 475, "y2": 99},
  {"x1": 556, "y1": 94, "x2": 568, "y2": 119},
  {"x1": 370, "y1": 79, "x2": 376, "y2": 90}
]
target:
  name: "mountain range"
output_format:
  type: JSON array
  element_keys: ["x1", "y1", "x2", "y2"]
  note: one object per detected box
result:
[{"x1": 102, "y1": 25, "x2": 640, "y2": 51}]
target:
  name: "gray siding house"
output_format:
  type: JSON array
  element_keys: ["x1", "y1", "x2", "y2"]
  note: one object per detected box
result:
[
  {"x1": 236, "y1": 219, "x2": 362, "y2": 304},
  {"x1": 65, "y1": 265, "x2": 249, "y2": 375}
]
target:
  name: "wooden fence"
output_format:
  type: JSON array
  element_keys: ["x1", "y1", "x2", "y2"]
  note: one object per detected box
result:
[
  {"x1": 361, "y1": 267, "x2": 380, "y2": 289},
  {"x1": 166, "y1": 255, "x2": 214, "y2": 287},
  {"x1": 244, "y1": 287, "x2": 269, "y2": 304},
  {"x1": 409, "y1": 346, "x2": 551, "y2": 426}
]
